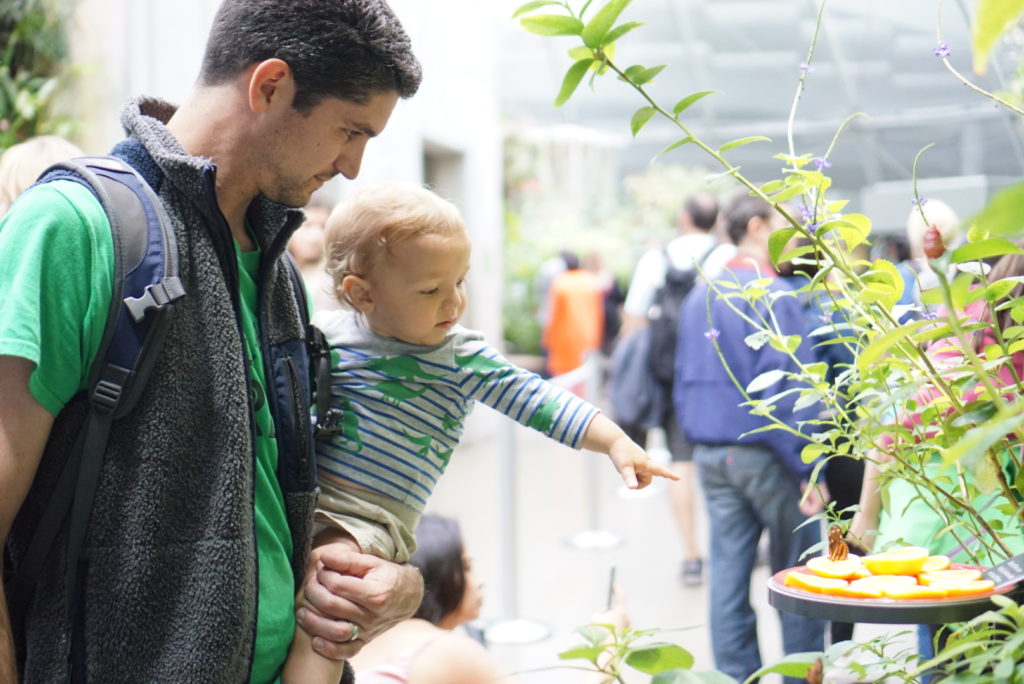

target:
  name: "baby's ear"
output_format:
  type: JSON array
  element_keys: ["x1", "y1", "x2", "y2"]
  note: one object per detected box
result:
[{"x1": 342, "y1": 275, "x2": 374, "y2": 312}]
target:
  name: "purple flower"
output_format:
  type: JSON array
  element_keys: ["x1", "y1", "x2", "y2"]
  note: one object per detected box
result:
[
  {"x1": 812, "y1": 157, "x2": 831, "y2": 171},
  {"x1": 933, "y1": 43, "x2": 951, "y2": 58},
  {"x1": 911, "y1": 196, "x2": 928, "y2": 207},
  {"x1": 704, "y1": 328, "x2": 720, "y2": 340},
  {"x1": 922, "y1": 310, "x2": 938, "y2": 320},
  {"x1": 799, "y1": 203, "x2": 814, "y2": 222},
  {"x1": 818, "y1": 314, "x2": 832, "y2": 325},
  {"x1": 799, "y1": 61, "x2": 815, "y2": 74},
  {"x1": 807, "y1": 221, "x2": 821, "y2": 234}
]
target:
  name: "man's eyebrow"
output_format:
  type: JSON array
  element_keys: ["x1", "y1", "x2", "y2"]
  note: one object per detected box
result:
[{"x1": 349, "y1": 121, "x2": 379, "y2": 138}]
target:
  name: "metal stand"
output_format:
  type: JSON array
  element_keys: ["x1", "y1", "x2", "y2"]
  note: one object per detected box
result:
[
  {"x1": 563, "y1": 353, "x2": 623, "y2": 550},
  {"x1": 484, "y1": 419, "x2": 550, "y2": 645}
]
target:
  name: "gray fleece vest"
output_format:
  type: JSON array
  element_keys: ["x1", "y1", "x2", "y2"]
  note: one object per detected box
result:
[{"x1": 5, "y1": 97, "x2": 321, "y2": 683}]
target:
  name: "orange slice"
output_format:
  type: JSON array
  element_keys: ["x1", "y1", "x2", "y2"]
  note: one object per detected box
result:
[
  {"x1": 921, "y1": 555, "x2": 952, "y2": 572},
  {"x1": 805, "y1": 556, "x2": 864, "y2": 580},
  {"x1": 881, "y1": 584, "x2": 949, "y2": 599},
  {"x1": 928, "y1": 579, "x2": 996, "y2": 597},
  {"x1": 850, "y1": 574, "x2": 918, "y2": 588},
  {"x1": 863, "y1": 546, "x2": 929, "y2": 576},
  {"x1": 919, "y1": 569, "x2": 983, "y2": 585},
  {"x1": 784, "y1": 571, "x2": 849, "y2": 595},
  {"x1": 833, "y1": 582, "x2": 885, "y2": 599}
]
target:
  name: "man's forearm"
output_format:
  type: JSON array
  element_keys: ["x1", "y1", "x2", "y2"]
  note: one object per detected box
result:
[{"x1": 1, "y1": 574, "x2": 18, "y2": 684}]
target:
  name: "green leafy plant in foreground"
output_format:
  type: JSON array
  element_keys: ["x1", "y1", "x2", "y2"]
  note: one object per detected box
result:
[
  {"x1": 541, "y1": 621, "x2": 818, "y2": 683},
  {"x1": 514, "y1": 0, "x2": 1024, "y2": 681}
]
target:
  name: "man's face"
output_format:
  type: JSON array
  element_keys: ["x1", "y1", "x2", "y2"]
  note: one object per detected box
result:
[{"x1": 262, "y1": 90, "x2": 399, "y2": 207}]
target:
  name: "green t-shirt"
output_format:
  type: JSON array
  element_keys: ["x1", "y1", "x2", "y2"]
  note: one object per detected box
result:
[
  {"x1": 877, "y1": 454, "x2": 1024, "y2": 565},
  {"x1": 235, "y1": 242, "x2": 295, "y2": 683},
  {"x1": 0, "y1": 181, "x2": 294, "y2": 682}
]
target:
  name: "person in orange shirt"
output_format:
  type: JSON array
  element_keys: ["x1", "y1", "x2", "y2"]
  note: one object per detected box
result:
[{"x1": 543, "y1": 251, "x2": 604, "y2": 380}]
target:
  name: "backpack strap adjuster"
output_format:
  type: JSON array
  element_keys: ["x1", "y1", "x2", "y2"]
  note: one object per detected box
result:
[
  {"x1": 124, "y1": 276, "x2": 185, "y2": 322},
  {"x1": 90, "y1": 365, "x2": 132, "y2": 414}
]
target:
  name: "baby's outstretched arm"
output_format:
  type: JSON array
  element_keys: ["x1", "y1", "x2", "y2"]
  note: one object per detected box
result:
[{"x1": 581, "y1": 414, "x2": 679, "y2": 489}]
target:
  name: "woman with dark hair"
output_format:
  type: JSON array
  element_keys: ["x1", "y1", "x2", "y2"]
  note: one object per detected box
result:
[{"x1": 351, "y1": 514, "x2": 625, "y2": 683}]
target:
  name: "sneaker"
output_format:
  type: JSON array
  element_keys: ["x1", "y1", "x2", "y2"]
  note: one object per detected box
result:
[{"x1": 681, "y1": 559, "x2": 703, "y2": 587}]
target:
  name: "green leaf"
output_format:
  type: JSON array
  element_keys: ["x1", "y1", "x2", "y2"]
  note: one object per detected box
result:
[
  {"x1": 767, "y1": 334, "x2": 801, "y2": 354},
  {"x1": 520, "y1": 14, "x2": 585, "y2": 36},
  {"x1": 656, "y1": 136, "x2": 694, "y2": 158},
  {"x1": 603, "y1": 20, "x2": 645, "y2": 45},
  {"x1": 967, "y1": 222, "x2": 990, "y2": 242},
  {"x1": 972, "y1": 0, "x2": 1024, "y2": 74},
  {"x1": 558, "y1": 645, "x2": 606, "y2": 662},
  {"x1": 749, "y1": 652, "x2": 823, "y2": 679},
  {"x1": 652, "y1": 672, "x2": 735, "y2": 684},
  {"x1": 747, "y1": 369, "x2": 786, "y2": 393},
  {"x1": 512, "y1": 0, "x2": 562, "y2": 18},
  {"x1": 769, "y1": 184, "x2": 806, "y2": 204},
  {"x1": 625, "y1": 643, "x2": 695, "y2": 674},
  {"x1": 554, "y1": 59, "x2": 595, "y2": 106},
  {"x1": 705, "y1": 166, "x2": 741, "y2": 182},
  {"x1": 631, "y1": 106, "x2": 657, "y2": 137},
  {"x1": 577, "y1": 624, "x2": 610, "y2": 645},
  {"x1": 567, "y1": 46, "x2": 594, "y2": 61},
  {"x1": 634, "y1": 64, "x2": 667, "y2": 85},
  {"x1": 857, "y1": 319, "x2": 934, "y2": 373},
  {"x1": 768, "y1": 228, "x2": 798, "y2": 266},
  {"x1": 718, "y1": 136, "x2": 771, "y2": 153},
  {"x1": 859, "y1": 258, "x2": 902, "y2": 310},
  {"x1": 970, "y1": 181, "x2": 1024, "y2": 237},
  {"x1": 621, "y1": 64, "x2": 666, "y2": 86},
  {"x1": 951, "y1": 401, "x2": 999, "y2": 428},
  {"x1": 985, "y1": 278, "x2": 1021, "y2": 302},
  {"x1": 802, "y1": 442, "x2": 829, "y2": 463},
  {"x1": 950, "y1": 237, "x2": 1024, "y2": 263},
  {"x1": 581, "y1": 0, "x2": 633, "y2": 47},
  {"x1": 760, "y1": 179, "x2": 785, "y2": 194},
  {"x1": 942, "y1": 410, "x2": 1024, "y2": 468},
  {"x1": 672, "y1": 90, "x2": 717, "y2": 116}
]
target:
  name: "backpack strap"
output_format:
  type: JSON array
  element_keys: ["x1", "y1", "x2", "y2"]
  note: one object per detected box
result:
[
  {"x1": 8, "y1": 156, "x2": 186, "y2": 627},
  {"x1": 279, "y1": 252, "x2": 341, "y2": 440}
]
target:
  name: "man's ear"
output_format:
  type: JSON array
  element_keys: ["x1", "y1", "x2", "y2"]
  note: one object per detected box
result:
[
  {"x1": 247, "y1": 58, "x2": 294, "y2": 114},
  {"x1": 342, "y1": 275, "x2": 375, "y2": 313}
]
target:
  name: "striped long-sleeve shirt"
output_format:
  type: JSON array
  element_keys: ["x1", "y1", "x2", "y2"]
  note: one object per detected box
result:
[{"x1": 312, "y1": 309, "x2": 600, "y2": 514}]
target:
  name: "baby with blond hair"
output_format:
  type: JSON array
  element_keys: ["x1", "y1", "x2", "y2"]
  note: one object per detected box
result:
[{"x1": 283, "y1": 183, "x2": 676, "y2": 683}]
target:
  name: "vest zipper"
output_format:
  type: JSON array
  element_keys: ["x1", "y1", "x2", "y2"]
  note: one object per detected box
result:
[{"x1": 201, "y1": 168, "x2": 261, "y2": 675}]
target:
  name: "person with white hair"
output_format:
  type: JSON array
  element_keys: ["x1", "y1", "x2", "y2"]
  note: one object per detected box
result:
[
  {"x1": 0, "y1": 135, "x2": 84, "y2": 217},
  {"x1": 896, "y1": 198, "x2": 961, "y2": 318}
]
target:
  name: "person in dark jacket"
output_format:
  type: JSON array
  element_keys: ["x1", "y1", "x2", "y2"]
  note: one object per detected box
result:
[
  {"x1": 0, "y1": 2, "x2": 426, "y2": 682},
  {"x1": 673, "y1": 192, "x2": 829, "y2": 684}
]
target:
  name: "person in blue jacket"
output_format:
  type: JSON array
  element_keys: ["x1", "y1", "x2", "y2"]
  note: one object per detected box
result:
[{"x1": 673, "y1": 192, "x2": 828, "y2": 684}]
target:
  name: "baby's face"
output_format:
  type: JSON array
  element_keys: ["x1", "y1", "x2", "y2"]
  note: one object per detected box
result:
[{"x1": 364, "y1": 231, "x2": 470, "y2": 345}]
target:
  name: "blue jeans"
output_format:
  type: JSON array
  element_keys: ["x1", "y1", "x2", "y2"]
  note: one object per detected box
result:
[{"x1": 695, "y1": 444, "x2": 825, "y2": 684}]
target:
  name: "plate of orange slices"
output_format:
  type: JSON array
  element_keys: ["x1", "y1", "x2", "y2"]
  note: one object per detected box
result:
[{"x1": 767, "y1": 528, "x2": 1019, "y2": 624}]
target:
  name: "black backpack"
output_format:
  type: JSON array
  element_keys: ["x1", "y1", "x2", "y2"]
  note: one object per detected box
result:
[
  {"x1": 646, "y1": 243, "x2": 716, "y2": 385},
  {"x1": 4, "y1": 156, "x2": 187, "y2": 636}
]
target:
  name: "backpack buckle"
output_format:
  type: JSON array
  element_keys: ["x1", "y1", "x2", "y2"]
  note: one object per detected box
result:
[
  {"x1": 124, "y1": 277, "x2": 185, "y2": 322},
  {"x1": 316, "y1": 408, "x2": 344, "y2": 439}
]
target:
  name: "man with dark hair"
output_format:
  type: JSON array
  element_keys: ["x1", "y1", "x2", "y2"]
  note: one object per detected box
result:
[
  {"x1": 0, "y1": 2, "x2": 424, "y2": 682},
  {"x1": 674, "y1": 192, "x2": 828, "y2": 684},
  {"x1": 618, "y1": 191, "x2": 730, "y2": 587}
]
